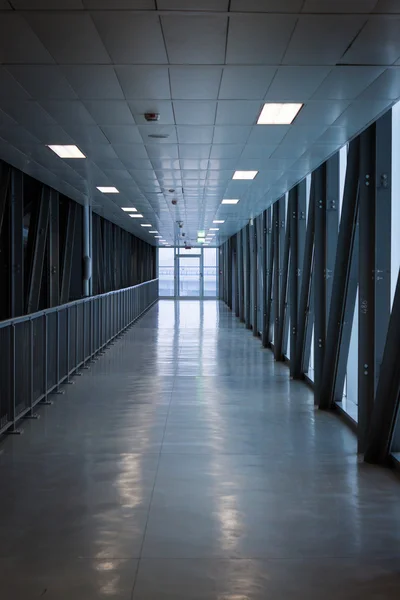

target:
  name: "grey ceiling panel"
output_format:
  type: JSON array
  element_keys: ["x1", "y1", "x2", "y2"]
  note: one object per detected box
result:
[
  {"x1": 213, "y1": 125, "x2": 251, "y2": 144},
  {"x1": 340, "y1": 17, "x2": 400, "y2": 65},
  {"x1": 84, "y1": 1, "x2": 155, "y2": 7},
  {"x1": 84, "y1": 100, "x2": 136, "y2": 125},
  {"x1": 373, "y1": 0, "x2": 400, "y2": 11},
  {"x1": 92, "y1": 13, "x2": 168, "y2": 63},
  {"x1": 294, "y1": 101, "x2": 350, "y2": 125},
  {"x1": 357, "y1": 68, "x2": 400, "y2": 100},
  {"x1": 102, "y1": 125, "x2": 143, "y2": 144},
  {"x1": 177, "y1": 126, "x2": 214, "y2": 144},
  {"x1": 0, "y1": 68, "x2": 31, "y2": 100},
  {"x1": 215, "y1": 101, "x2": 261, "y2": 125},
  {"x1": 115, "y1": 66, "x2": 171, "y2": 99},
  {"x1": 246, "y1": 125, "x2": 290, "y2": 146},
  {"x1": 302, "y1": 0, "x2": 377, "y2": 12},
  {"x1": 209, "y1": 144, "x2": 244, "y2": 159},
  {"x1": 0, "y1": 0, "x2": 12, "y2": 6},
  {"x1": 266, "y1": 67, "x2": 332, "y2": 102},
  {"x1": 312, "y1": 66, "x2": 384, "y2": 100},
  {"x1": 62, "y1": 66, "x2": 125, "y2": 100},
  {"x1": 24, "y1": 13, "x2": 111, "y2": 64},
  {"x1": 129, "y1": 100, "x2": 175, "y2": 124},
  {"x1": 40, "y1": 100, "x2": 95, "y2": 128},
  {"x1": 67, "y1": 124, "x2": 110, "y2": 145},
  {"x1": 113, "y1": 143, "x2": 149, "y2": 161},
  {"x1": 158, "y1": 1, "x2": 228, "y2": 8},
  {"x1": 0, "y1": 13, "x2": 55, "y2": 63},
  {"x1": 170, "y1": 67, "x2": 222, "y2": 100},
  {"x1": 13, "y1": 1, "x2": 84, "y2": 7},
  {"x1": 179, "y1": 144, "x2": 211, "y2": 159},
  {"x1": 316, "y1": 126, "x2": 352, "y2": 145},
  {"x1": 219, "y1": 66, "x2": 276, "y2": 100},
  {"x1": 240, "y1": 144, "x2": 277, "y2": 159},
  {"x1": 226, "y1": 15, "x2": 297, "y2": 64},
  {"x1": 7, "y1": 66, "x2": 77, "y2": 100},
  {"x1": 174, "y1": 101, "x2": 217, "y2": 125},
  {"x1": 231, "y1": 0, "x2": 303, "y2": 10},
  {"x1": 161, "y1": 16, "x2": 227, "y2": 64},
  {"x1": 283, "y1": 16, "x2": 367, "y2": 65}
]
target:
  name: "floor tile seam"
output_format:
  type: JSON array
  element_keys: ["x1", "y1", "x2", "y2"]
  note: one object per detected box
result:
[{"x1": 129, "y1": 332, "x2": 177, "y2": 600}]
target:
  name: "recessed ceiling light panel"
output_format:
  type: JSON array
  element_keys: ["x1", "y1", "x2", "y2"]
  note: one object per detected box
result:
[
  {"x1": 213, "y1": 220, "x2": 225, "y2": 224},
  {"x1": 141, "y1": 224, "x2": 152, "y2": 227},
  {"x1": 257, "y1": 102, "x2": 303, "y2": 125},
  {"x1": 97, "y1": 186, "x2": 119, "y2": 193},
  {"x1": 210, "y1": 228, "x2": 219, "y2": 231},
  {"x1": 222, "y1": 199, "x2": 239, "y2": 204},
  {"x1": 233, "y1": 171, "x2": 258, "y2": 180},
  {"x1": 47, "y1": 145, "x2": 85, "y2": 159},
  {"x1": 121, "y1": 207, "x2": 137, "y2": 212},
  {"x1": 130, "y1": 214, "x2": 143, "y2": 218}
]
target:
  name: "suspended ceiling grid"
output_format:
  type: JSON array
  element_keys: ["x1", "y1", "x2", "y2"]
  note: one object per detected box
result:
[{"x1": 0, "y1": 1, "x2": 399, "y2": 245}]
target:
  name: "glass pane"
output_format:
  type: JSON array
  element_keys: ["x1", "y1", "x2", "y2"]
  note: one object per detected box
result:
[
  {"x1": 179, "y1": 257, "x2": 200, "y2": 297},
  {"x1": 203, "y1": 248, "x2": 217, "y2": 297},
  {"x1": 158, "y1": 248, "x2": 174, "y2": 296},
  {"x1": 179, "y1": 247, "x2": 201, "y2": 255}
]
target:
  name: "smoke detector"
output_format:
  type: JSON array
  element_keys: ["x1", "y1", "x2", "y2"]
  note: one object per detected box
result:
[{"x1": 144, "y1": 113, "x2": 160, "y2": 122}]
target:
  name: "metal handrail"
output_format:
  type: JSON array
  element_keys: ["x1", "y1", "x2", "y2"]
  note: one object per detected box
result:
[{"x1": 0, "y1": 279, "x2": 159, "y2": 436}]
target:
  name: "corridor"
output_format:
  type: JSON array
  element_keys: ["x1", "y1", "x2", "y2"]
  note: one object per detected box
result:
[{"x1": 1, "y1": 300, "x2": 400, "y2": 598}]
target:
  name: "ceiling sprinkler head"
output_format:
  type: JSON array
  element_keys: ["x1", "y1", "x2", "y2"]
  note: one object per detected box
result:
[{"x1": 171, "y1": 198, "x2": 178, "y2": 205}]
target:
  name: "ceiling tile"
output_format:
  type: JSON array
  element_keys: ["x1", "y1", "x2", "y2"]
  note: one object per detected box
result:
[
  {"x1": 170, "y1": 67, "x2": 222, "y2": 100},
  {"x1": 67, "y1": 124, "x2": 110, "y2": 145},
  {"x1": 373, "y1": 0, "x2": 400, "y2": 12},
  {"x1": 128, "y1": 101, "x2": 175, "y2": 124},
  {"x1": 240, "y1": 144, "x2": 277, "y2": 159},
  {"x1": 312, "y1": 66, "x2": 385, "y2": 100},
  {"x1": 226, "y1": 15, "x2": 297, "y2": 64},
  {"x1": 283, "y1": 16, "x2": 367, "y2": 65},
  {"x1": 92, "y1": 13, "x2": 168, "y2": 63},
  {"x1": 83, "y1": 1, "x2": 155, "y2": 6},
  {"x1": 316, "y1": 126, "x2": 351, "y2": 145},
  {"x1": 173, "y1": 101, "x2": 217, "y2": 125},
  {"x1": 219, "y1": 67, "x2": 276, "y2": 100},
  {"x1": 146, "y1": 144, "x2": 179, "y2": 158},
  {"x1": 180, "y1": 159, "x2": 209, "y2": 170},
  {"x1": 0, "y1": 13, "x2": 55, "y2": 63},
  {"x1": 215, "y1": 101, "x2": 261, "y2": 125},
  {"x1": 0, "y1": 0, "x2": 13, "y2": 6},
  {"x1": 61, "y1": 66, "x2": 124, "y2": 100},
  {"x1": 12, "y1": 1, "x2": 84, "y2": 6},
  {"x1": 294, "y1": 100, "x2": 351, "y2": 125},
  {"x1": 115, "y1": 66, "x2": 171, "y2": 99},
  {"x1": 179, "y1": 144, "x2": 211, "y2": 159},
  {"x1": 150, "y1": 158, "x2": 180, "y2": 170},
  {"x1": 265, "y1": 67, "x2": 332, "y2": 102},
  {"x1": 340, "y1": 17, "x2": 400, "y2": 65},
  {"x1": 40, "y1": 100, "x2": 95, "y2": 127},
  {"x1": 302, "y1": 0, "x2": 377, "y2": 11},
  {"x1": 139, "y1": 124, "x2": 178, "y2": 144},
  {"x1": 84, "y1": 100, "x2": 135, "y2": 125},
  {"x1": 357, "y1": 68, "x2": 400, "y2": 100},
  {"x1": 158, "y1": 0, "x2": 228, "y2": 7},
  {"x1": 208, "y1": 158, "x2": 238, "y2": 170},
  {"x1": 281, "y1": 125, "x2": 328, "y2": 146},
  {"x1": 177, "y1": 126, "x2": 214, "y2": 144},
  {"x1": 7, "y1": 66, "x2": 77, "y2": 99},
  {"x1": 210, "y1": 144, "x2": 244, "y2": 159},
  {"x1": 246, "y1": 125, "x2": 289, "y2": 145},
  {"x1": 213, "y1": 125, "x2": 251, "y2": 144},
  {"x1": 102, "y1": 125, "x2": 143, "y2": 144},
  {"x1": 113, "y1": 144, "x2": 149, "y2": 161},
  {"x1": 161, "y1": 16, "x2": 227, "y2": 64},
  {"x1": 24, "y1": 13, "x2": 111, "y2": 64},
  {"x1": 231, "y1": 0, "x2": 303, "y2": 10},
  {"x1": 333, "y1": 99, "x2": 392, "y2": 133},
  {"x1": 0, "y1": 68, "x2": 31, "y2": 100}
]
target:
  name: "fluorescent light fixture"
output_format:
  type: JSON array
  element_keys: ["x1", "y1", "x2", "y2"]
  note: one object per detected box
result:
[
  {"x1": 149, "y1": 230, "x2": 158, "y2": 233},
  {"x1": 213, "y1": 220, "x2": 225, "y2": 224},
  {"x1": 198, "y1": 230, "x2": 205, "y2": 237},
  {"x1": 210, "y1": 228, "x2": 219, "y2": 231},
  {"x1": 97, "y1": 186, "x2": 119, "y2": 194},
  {"x1": 222, "y1": 199, "x2": 239, "y2": 205},
  {"x1": 257, "y1": 102, "x2": 303, "y2": 125},
  {"x1": 154, "y1": 236, "x2": 162, "y2": 238},
  {"x1": 121, "y1": 207, "x2": 137, "y2": 212},
  {"x1": 141, "y1": 224, "x2": 152, "y2": 227},
  {"x1": 129, "y1": 214, "x2": 143, "y2": 218},
  {"x1": 47, "y1": 145, "x2": 86, "y2": 159},
  {"x1": 233, "y1": 171, "x2": 258, "y2": 180}
]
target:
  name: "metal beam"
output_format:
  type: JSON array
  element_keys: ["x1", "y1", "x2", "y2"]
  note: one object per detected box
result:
[
  {"x1": 294, "y1": 178, "x2": 315, "y2": 379},
  {"x1": 266, "y1": 207, "x2": 275, "y2": 347},
  {"x1": 60, "y1": 201, "x2": 77, "y2": 304},
  {"x1": 364, "y1": 269, "x2": 400, "y2": 464},
  {"x1": 245, "y1": 224, "x2": 251, "y2": 328},
  {"x1": 288, "y1": 186, "x2": 298, "y2": 376},
  {"x1": 319, "y1": 138, "x2": 360, "y2": 409},
  {"x1": 26, "y1": 186, "x2": 50, "y2": 314},
  {"x1": 325, "y1": 153, "x2": 340, "y2": 320},
  {"x1": 48, "y1": 189, "x2": 60, "y2": 307},
  {"x1": 0, "y1": 162, "x2": 10, "y2": 240},
  {"x1": 235, "y1": 234, "x2": 240, "y2": 318},
  {"x1": 277, "y1": 200, "x2": 290, "y2": 359},
  {"x1": 272, "y1": 201, "x2": 280, "y2": 356},
  {"x1": 10, "y1": 169, "x2": 24, "y2": 317},
  {"x1": 313, "y1": 163, "x2": 327, "y2": 397},
  {"x1": 252, "y1": 220, "x2": 258, "y2": 336},
  {"x1": 358, "y1": 123, "x2": 377, "y2": 452}
]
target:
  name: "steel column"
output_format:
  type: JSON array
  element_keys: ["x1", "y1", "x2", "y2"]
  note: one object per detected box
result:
[
  {"x1": 313, "y1": 163, "x2": 327, "y2": 397},
  {"x1": 26, "y1": 186, "x2": 50, "y2": 314},
  {"x1": 245, "y1": 224, "x2": 251, "y2": 328},
  {"x1": 252, "y1": 220, "x2": 258, "y2": 335},
  {"x1": 48, "y1": 189, "x2": 60, "y2": 307},
  {"x1": 10, "y1": 169, "x2": 24, "y2": 317},
  {"x1": 60, "y1": 202, "x2": 77, "y2": 304},
  {"x1": 288, "y1": 186, "x2": 298, "y2": 375},
  {"x1": 319, "y1": 138, "x2": 360, "y2": 409}
]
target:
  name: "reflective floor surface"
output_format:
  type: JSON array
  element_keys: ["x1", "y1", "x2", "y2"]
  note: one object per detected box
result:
[{"x1": 1, "y1": 300, "x2": 400, "y2": 599}]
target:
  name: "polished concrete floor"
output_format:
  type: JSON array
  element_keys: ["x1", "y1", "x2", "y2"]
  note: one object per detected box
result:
[{"x1": 1, "y1": 300, "x2": 400, "y2": 599}]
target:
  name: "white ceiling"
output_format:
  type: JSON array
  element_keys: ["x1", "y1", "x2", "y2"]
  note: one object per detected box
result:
[{"x1": 0, "y1": 1, "x2": 399, "y2": 246}]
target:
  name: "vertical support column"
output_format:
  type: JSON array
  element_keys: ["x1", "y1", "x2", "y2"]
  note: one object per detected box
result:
[
  {"x1": 273, "y1": 201, "x2": 280, "y2": 356},
  {"x1": 313, "y1": 163, "x2": 327, "y2": 398},
  {"x1": 235, "y1": 233, "x2": 240, "y2": 318},
  {"x1": 245, "y1": 224, "x2": 251, "y2": 329},
  {"x1": 289, "y1": 186, "x2": 298, "y2": 376},
  {"x1": 325, "y1": 153, "x2": 340, "y2": 320},
  {"x1": 227, "y1": 238, "x2": 233, "y2": 309},
  {"x1": 239, "y1": 229, "x2": 245, "y2": 322},
  {"x1": 10, "y1": 169, "x2": 24, "y2": 317},
  {"x1": 48, "y1": 189, "x2": 60, "y2": 307},
  {"x1": 319, "y1": 138, "x2": 360, "y2": 409},
  {"x1": 60, "y1": 202, "x2": 77, "y2": 305},
  {"x1": 358, "y1": 124, "x2": 376, "y2": 452},
  {"x1": 83, "y1": 202, "x2": 92, "y2": 297},
  {"x1": 252, "y1": 220, "x2": 258, "y2": 335},
  {"x1": 276, "y1": 197, "x2": 290, "y2": 360},
  {"x1": 26, "y1": 186, "x2": 50, "y2": 314}
]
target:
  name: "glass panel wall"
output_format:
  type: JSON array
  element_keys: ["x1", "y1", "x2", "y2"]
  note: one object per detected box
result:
[
  {"x1": 158, "y1": 247, "x2": 218, "y2": 298},
  {"x1": 158, "y1": 248, "x2": 175, "y2": 296}
]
